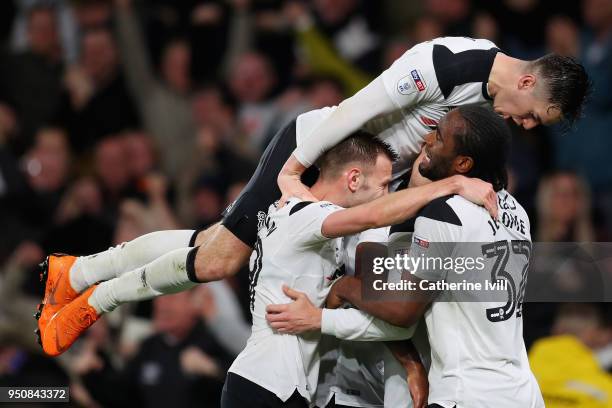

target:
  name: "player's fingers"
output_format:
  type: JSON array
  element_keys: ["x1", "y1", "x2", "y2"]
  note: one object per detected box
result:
[
  {"x1": 486, "y1": 192, "x2": 498, "y2": 219},
  {"x1": 266, "y1": 304, "x2": 288, "y2": 314},
  {"x1": 269, "y1": 322, "x2": 288, "y2": 331},
  {"x1": 277, "y1": 325, "x2": 296, "y2": 334},
  {"x1": 266, "y1": 312, "x2": 289, "y2": 323},
  {"x1": 484, "y1": 201, "x2": 495, "y2": 219},
  {"x1": 282, "y1": 285, "x2": 304, "y2": 300}
]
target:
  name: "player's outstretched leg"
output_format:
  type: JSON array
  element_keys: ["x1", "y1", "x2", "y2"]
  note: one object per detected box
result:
[
  {"x1": 35, "y1": 229, "x2": 198, "y2": 346},
  {"x1": 40, "y1": 226, "x2": 252, "y2": 356},
  {"x1": 193, "y1": 225, "x2": 253, "y2": 282}
]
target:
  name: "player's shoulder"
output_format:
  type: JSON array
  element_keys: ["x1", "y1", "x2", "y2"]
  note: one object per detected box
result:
[
  {"x1": 431, "y1": 36, "x2": 499, "y2": 52},
  {"x1": 286, "y1": 198, "x2": 343, "y2": 216},
  {"x1": 417, "y1": 194, "x2": 463, "y2": 227},
  {"x1": 447, "y1": 189, "x2": 530, "y2": 226},
  {"x1": 496, "y1": 190, "x2": 531, "y2": 228}
]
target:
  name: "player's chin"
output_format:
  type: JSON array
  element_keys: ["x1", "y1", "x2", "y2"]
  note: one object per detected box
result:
[{"x1": 418, "y1": 162, "x2": 431, "y2": 177}]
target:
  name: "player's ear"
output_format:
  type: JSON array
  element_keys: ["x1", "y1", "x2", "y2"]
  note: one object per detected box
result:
[
  {"x1": 454, "y1": 156, "x2": 473, "y2": 174},
  {"x1": 347, "y1": 168, "x2": 362, "y2": 193},
  {"x1": 518, "y1": 74, "x2": 536, "y2": 91}
]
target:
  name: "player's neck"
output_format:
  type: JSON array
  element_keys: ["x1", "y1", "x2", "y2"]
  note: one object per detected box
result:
[
  {"x1": 310, "y1": 181, "x2": 348, "y2": 208},
  {"x1": 488, "y1": 53, "x2": 528, "y2": 97}
]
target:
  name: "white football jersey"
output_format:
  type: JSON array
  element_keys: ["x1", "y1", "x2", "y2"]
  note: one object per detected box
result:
[
  {"x1": 297, "y1": 36, "x2": 500, "y2": 180},
  {"x1": 390, "y1": 190, "x2": 544, "y2": 408},
  {"x1": 228, "y1": 198, "x2": 344, "y2": 405},
  {"x1": 330, "y1": 228, "x2": 389, "y2": 408},
  {"x1": 316, "y1": 228, "x2": 417, "y2": 408}
]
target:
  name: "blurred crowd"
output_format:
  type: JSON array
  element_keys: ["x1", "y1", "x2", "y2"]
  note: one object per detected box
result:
[{"x1": 0, "y1": 0, "x2": 611, "y2": 407}]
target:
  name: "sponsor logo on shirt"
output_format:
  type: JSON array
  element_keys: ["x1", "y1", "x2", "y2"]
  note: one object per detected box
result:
[
  {"x1": 413, "y1": 235, "x2": 430, "y2": 248},
  {"x1": 411, "y1": 69, "x2": 426, "y2": 92},
  {"x1": 420, "y1": 115, "x2": 438, "y2": 128}
]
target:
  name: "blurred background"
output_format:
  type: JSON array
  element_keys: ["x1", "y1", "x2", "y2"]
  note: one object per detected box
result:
[{"x1": 0, "y1": 0, "x2": 611, "y2": 406}]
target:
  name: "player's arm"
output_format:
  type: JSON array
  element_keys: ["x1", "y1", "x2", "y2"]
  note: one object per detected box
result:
[
  {"x1": 387, "y1": 340, "x2": 429, "y2": 408},
  {"x1": 321, "y1": 307, "x2": 415, "y2": 341},
  {"x1": 266, "y1": 285, "x2": 416, "y2": 340},
  {"x1": 329, "y1": 207, "x2": 461, "y2": 327},
  {"x1": 278, "y1": 77, "x2": 396, "y2": 201},
  {"x1": 321, "y1": 174, "x2": 496, "y2": 239},
  {"x1": 278, "y1": 45, "x2": 437, "y2": 200},
  {"x1": 327, "y1": 274, "x2": 431, "y2": 328}
]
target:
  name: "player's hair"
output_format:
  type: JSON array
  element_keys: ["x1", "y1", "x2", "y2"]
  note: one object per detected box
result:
[
  {"x1": 316, "y1": 131, "x2": 398, "y2": 179},
  {"x1": 529, "y1": 54, "x2": 592, "y2": 126},
  {"x1": 454, "y1": 105, "x2": 510, "y2": 191}
]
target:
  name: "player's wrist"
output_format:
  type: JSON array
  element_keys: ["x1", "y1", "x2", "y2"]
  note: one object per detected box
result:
[
  {"x1": 312, "y1": 307, "x2": 322, "y2": 330},
  {"x1": 448, "y1": 175, "x2": 465, "y2": 195},
  {"x1": 335, "y1": 276, "x2": 359, "y2": 303}
]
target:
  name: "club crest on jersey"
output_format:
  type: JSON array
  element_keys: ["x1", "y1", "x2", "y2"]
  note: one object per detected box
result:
[
  {"x1": 256, "y1": 210, "x2": 277, "y2": 236},
  {"x1": 413, "y1": 235, "x2": 430, "y2": 248},
  {"x1": 397, "y1": 75, "x2": 417, "y2": 95},
  {"x1": 411, "y1": 69, "x2": 426, "y2": 92}
]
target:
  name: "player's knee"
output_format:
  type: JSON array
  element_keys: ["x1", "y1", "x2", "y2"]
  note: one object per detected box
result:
[
  {"x1": 194, "y1": 229, "x2": 208, "y2": 247},
  {"x1": 193, "y1": 248, "x2": 238, "y2": 282},
  {"x1": 194, "y1": 222, "x2": 220, "y2": 247}
]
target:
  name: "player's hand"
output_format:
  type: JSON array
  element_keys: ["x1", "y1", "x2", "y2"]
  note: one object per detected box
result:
[
  {"x1": 407, "y1": 361, "x2": 429, "y2": 408},
  {"x1": 265, "y1": 285, "x2": 322, "y2": 334},
  {"x1": 454, "y1": 175, "x2": 498, "y2": 219},
  {"x1": 277, "y1": 154, "x2": 318, "y2": 207},
  {"x1": 325, "y1": 277, "x2": 348, "y2": 309}
]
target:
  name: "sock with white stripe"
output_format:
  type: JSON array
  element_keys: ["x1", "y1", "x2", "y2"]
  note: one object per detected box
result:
[
  {"x1": 70, "y1": 230, "x2": 196, "y2": 293},
  {"x1": 88, "y1": 247, "x2": 200, "y2": 314}
]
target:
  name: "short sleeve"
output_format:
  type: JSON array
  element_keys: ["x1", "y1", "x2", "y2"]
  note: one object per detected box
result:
[
  {"x1": 380, "y1": 43, "x2": 441, "y2": 110},
  {"x1": 357, "y1": 226, "x2": 390, "y2": 244},
  {"x1": 290, "y1": 201, "x2": 344, "y2": 245}
]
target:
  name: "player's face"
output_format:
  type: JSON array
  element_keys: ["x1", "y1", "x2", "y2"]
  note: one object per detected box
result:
[
  {"x1": 352, "y1": 154, "x2": 393, "y2": 205},
  {"x1": 492, "y1": 76, "x2": 562, "y2": 129},
  {"x1": 419, "y1": 112, "x2": 459, "y2": 181}
]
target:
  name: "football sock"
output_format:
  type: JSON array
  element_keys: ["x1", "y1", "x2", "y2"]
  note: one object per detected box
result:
[
  {"x1": 70, "y1": 230, "x2": 196, "y2": 293},
  {"x1": 88, "y1": 247, "x2": 199, "y2": 314}
]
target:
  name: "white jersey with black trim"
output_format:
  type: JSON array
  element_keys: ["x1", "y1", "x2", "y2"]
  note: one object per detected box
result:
[
  {"x1": 228, "y1": 198, "x2": 345, "y2": 405},
  {"x1": 329, "y1": 228, "x2": 388, "y2": 408},
  {"x1": 390, "y1": 190, "x2": 544, "y2": 408},
  {"x1": 296, "y1": 36, "x2": 499, "y2": 179},
  {"x1": 317, "y1": 227, "x2": 412, "y2": 408}
]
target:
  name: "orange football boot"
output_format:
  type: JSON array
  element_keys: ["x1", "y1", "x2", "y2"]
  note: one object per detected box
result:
[
  {"x1": 34, "y1": 254, "x2": 79, "y2": 347},
  {"x1": 41, "y1": 285, "x2": 100, "y2": 356}
]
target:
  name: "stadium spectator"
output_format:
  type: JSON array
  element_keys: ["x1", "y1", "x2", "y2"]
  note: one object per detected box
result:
[
  {"x1": 56, "y1": 27, "x2": 140, "y2": 153},
  {"x1": 93, "y1": 137, "x2": 135, "y2": 210},
  {"x1": 0, "y1": 6, "x2": 64, "y2": 152},
  {"x1": 0, "y1": 241, "x2": 44, "y2": 348},
  {"x1": 0, "y1": 1, "x2": 610, "y2": 405},
  {"x1": 529, "y1": 304, "x2": 612, "y2": 407},
  {"x1": 552, "y1": 0, "x2": 612, "y2": 236},
  {"x1": 228, "y1": 51, "x2": 280, "y2": 151},
  {"x1": 77, "y1": 290, "x2": 232, "y2": 408},
  {"x1": 523, "y1": 171, "x2": 599, "y2": 348},
  {"x1": 536, "y1": 171, "x2": 596, "y2": 242},
  {"x1": 1, "y1": 128, "x2": 72, "y2": 248},
  {"x1": 115, "y1": 0, "x2": 195, "y2": 180}
]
